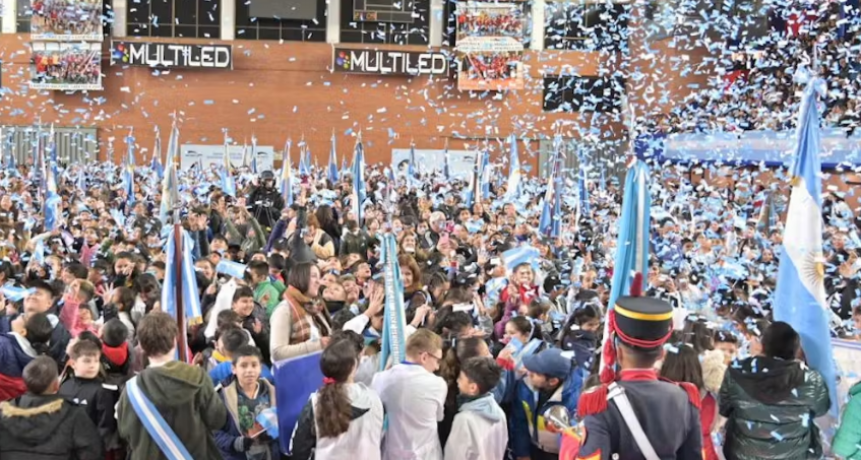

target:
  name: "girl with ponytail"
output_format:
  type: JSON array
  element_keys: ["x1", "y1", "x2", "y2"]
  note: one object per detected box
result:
[
  {"x1": 0, "y1": 312, "x2": 52, "y2": 401},
  {"x1": 291, "y1": 337, "x2": 384, "y2": 460}
]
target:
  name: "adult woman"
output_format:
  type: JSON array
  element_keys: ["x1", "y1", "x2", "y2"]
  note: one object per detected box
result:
[
  {"x1": 399, "y1": 230, "x2": 429, "y2": 264},
  {"x1": 659, "y1": 342, "x2": 721, "y2": 460},
  {"x1": 292, "y1": 337, "x2": 384, "y2": 460},
  {"x1": 315, "y1": 205, "x2": 342, "y2": 255},
  {"x1": 399, "y1": 254, "x2": 427, "y2": 309},
  {"x1": 304, "y1": 215, "x2": 336, "y2": 260},
  {"x1": 270, "y1": 263, "x2": 333, "y2": 362}
]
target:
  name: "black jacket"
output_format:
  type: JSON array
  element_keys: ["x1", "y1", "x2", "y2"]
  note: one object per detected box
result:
[
  {"x1": 0, "y1": 393, "x2": 103, "y2": 460},
  {"x1": 248, "y1": 186, "x2": 285, "y2": 230},
  {"x1": 58, "y1": 376, "x2": 121, "y2": 449},
  {"x1": 719, "y1": 357, "x2": 830, "y2": 460}
]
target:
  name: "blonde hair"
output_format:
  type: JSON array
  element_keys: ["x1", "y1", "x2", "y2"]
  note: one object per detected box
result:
[{"x1": 406, "y1": 329, "x2": 442, "y2": 358}]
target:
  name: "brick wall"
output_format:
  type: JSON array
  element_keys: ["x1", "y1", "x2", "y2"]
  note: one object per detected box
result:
[{"x1": 0, "y1": 36, "x2": 644, "y2": 169}]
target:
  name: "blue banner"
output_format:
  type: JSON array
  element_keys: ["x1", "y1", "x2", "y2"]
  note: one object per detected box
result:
[{"x1": 274, "y1": 350, "x2": 323, "y2": 453}]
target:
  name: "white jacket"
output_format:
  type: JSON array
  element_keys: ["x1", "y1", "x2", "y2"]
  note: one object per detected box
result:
[
  {"x1": 443, "y1": 394, "x2": 508, "y2": 460},
  {"x1": 372, "y1": 363, "x2": 447, "y2": 460},
  {"x1": 313, "y1": 383, "x2": 384, "y2": 460}
]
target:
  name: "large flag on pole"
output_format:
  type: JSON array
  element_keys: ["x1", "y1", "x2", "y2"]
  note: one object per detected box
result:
[
  {"x1": 221, "y1": 132, "x2": 237, "y2": 197},
  {"x1": 578, "y1": 150, "x2": 590, "y2": 215},
  {"x1": 281, "y1": 139, "x2": 293, "y2": 206},
  {"x1": 408, "y1": 142, "x2": 417, "y2": 180},
  {"x1": 773, "y1": 76, "x2": 837, "y2": 415},
  {"x1": 250, "y1": 135, "x2": 259, "y2": 174},
  {"x1": 43, "y1": 142, "x2": 60, "y2": 232},
  {"x1": 159, "y1": 123, "x2": 180, "y2": 226},
  {"x1": 328, "y1": 131, "x2": 339, "y2": 184},
  {"x1": 352, "y1": 134, "x2": 366, "y2": 224},
  {"x1": 539, "y1": 136, "x2": 562, "y2": 237},
  {"x1": 160, "y1": 228, "x2": 203, "y2": 323},
  {"x1": 443, "y1": 138, "x2": 450, "y2": 181},
  {"x1": 599, "y1": 159, "x2": 651, "y2": 381},
  {"x1": 505, "y1": 134, "x2": 521, "y2": 201},
  {"x1": 480, "y1": 149, "x2": 491, "y2": 200},
  {"x1": 379, "y1": 230, "x2": 408, "y2": 370},
  {"x1": 152, "y1": 126, "x2": 164, "y2": 180},
  {"x1": 123, "y1": 129, "x2": 136, "y2": 207},
  {"x1": 464, "y1": 149, "x2": 481, "y2": 208}
]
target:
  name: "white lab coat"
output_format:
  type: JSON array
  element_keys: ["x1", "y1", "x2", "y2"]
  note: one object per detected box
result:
[
  {"x1": 371, "y1": 363, "x2": 447, "y2": 460},
  {"x1": 443, "y1": 394, "x2": 508, "y2": 460},
  {"x1": 312, "y1": 383, "x2": 384, "y2": 460}
]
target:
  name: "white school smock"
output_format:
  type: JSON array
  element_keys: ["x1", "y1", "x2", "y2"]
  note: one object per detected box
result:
[{"x1": 371, "y1": 363, "x2": 447, "y2": 460}]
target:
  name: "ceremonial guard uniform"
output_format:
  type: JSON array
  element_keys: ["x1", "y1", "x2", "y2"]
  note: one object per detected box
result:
[{"x1": 575, "y1": 296, "x2": 703, "y2": 460}]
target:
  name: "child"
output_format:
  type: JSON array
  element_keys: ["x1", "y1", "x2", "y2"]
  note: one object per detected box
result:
[
  {"x1": 444, "y1": 357, "x2": 508, "y2": 460},
  {"x1": 58, "y1": 340, "x2": 123, "y2": 458},
  {"x1": 713, "y1": 330, "x2": 740, "y2": 365},
  {"x1": 0, "y1": 356, "x2": 103, "y2": 460},
  {"x1": 559, "y1": 304, "x2": 600, "y2": 369},
  {"x1": 209, "y1": 327, "x2": 274, "y2": 385},
  {"x1": 196, "y1": 310, "x2": 245, "y2": 372},
  {"x1": 58, "y1": 280, "x2": 98, "y2": 338},
  {"x1": 214, "y1": 345, "x2": 280, "y2": 460},
  {"x1": 100, "y1": 319, "x2": 134, "y2": 385}
]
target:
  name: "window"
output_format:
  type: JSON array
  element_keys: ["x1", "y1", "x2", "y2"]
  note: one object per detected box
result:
[
  {"x1": 235, "y1": 0, "x2": 325, "y2": 41},
  {"x1": 543, "y1": 75, "x2": 625, "y2": 113},
  {"x1": 340, "y1": 0, "x2": 429, "y2": 45},
  {"x1": 544, "y1": 1, "x2": 628, "y2": 52},
  {"x1": 127, "y1": 0, "x2": 220, "y2": 38},
  {"x1": 17, "y1": 0, "x2": 31, "y2": 33}
]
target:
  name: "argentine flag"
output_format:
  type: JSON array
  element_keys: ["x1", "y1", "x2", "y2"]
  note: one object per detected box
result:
[{"x1": 773, "y1": 77, "x2": 837, "y2": 415}]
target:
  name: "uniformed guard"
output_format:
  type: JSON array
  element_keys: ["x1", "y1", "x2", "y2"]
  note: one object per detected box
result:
[{"x1": 574, "y1": 296, "x2": 703, "y2": 460}]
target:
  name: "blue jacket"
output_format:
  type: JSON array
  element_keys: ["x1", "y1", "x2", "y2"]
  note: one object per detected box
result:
[
  {"x1": 0, "y1": 333, "x2": 38, "y2": 401},
  {"x1": 213, "y1": 378, "x2": 280, "y2": 460},
  {"x1": 510, "y1": 365, "x2": 587, "y2": 457},
  {"x1": 208, "y1": 361, "x2": 274, "y2": 387}
]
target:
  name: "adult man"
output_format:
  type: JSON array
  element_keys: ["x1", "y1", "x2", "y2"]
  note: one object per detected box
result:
[
  {"x1": 0, "y1": 280, "x2": 71, "y2": 366},
  {"x1": 371, "y1": 329, "x2": 447, "y2": 460},
  {"x1": 248, "y1": 171, "x2": 285, "y2": 231},
  {"x1": 117, "y1": 312, "x2": 227, "y2": 460},
  {"x1": 512, "y1": 348, "x2": 584, "y2": 460},
  {"x1": 575, "y1": 296, "x2": 702, "y2": 459}
]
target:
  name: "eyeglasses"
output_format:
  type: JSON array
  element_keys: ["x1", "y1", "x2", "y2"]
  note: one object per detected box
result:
[{"x1": 426, "y1": 352, "x2": 443, "y2": 362}]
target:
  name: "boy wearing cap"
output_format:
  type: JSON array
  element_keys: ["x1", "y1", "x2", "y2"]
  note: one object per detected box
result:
[
  {"x1": 511, "y1": 347, "x2": 584, "y2": 460},
  {"x1": 575, "y1": 296, "x2": 702, "y2": 460}
]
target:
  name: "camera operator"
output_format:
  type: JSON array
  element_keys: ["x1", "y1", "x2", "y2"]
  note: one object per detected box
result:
[{"x1": 248, "y1": 170, "x2": 285, "y2": 232}]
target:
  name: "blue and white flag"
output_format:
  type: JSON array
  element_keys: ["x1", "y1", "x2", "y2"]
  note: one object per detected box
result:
[
  {"x1": 281, "y1": 139, "x2": 293, "y2": 206},
  {"x1": 126, "y1": 377, "x2": 193, "y2": 460},
  {"x1": 124, "y1": 129, "x2": 136, "y2": 207},
  {"x1": 221, "y1": 132, "x2": 236, "y2": 197},
  {"x1": 327, "y1": 132, "x2": 339, "y2": 184},
  {"x1": 578, "y1": 151, "x2": 590, "y2": 215},
  {"x1": 443, "y1": 138, "x2": 451, "y2": 181},
  {"x1": 352, "y1": 135, "x2": 366, "y2": 224},
  {"x1": 161, "y1": 228, "x2": 203, "y2": 327},
  {"x1": 250, "y1": 135, "x2": 259, "y2": 174},
  {"x1": 159, "y1": 123, "x2": 180, "y2": 225},
  {"x1": 503, "y1": 245, "x2": 540, "y2": 272},
  {"x1": 408, "y1": 143, "x2": 417, "y2": 180},
  {"x1": 379, "y1": 232, "x2": 407, "y2": 370},
  {"x1": 539, "y1": 136, "x2": 562, "y2": 238},
  {"x1": 773, "y1": 77, "x2": 838, "y2": 415},
  {"x1": 480, "y1": 149, "x2": 491, "y2": 200},
  {"x1": 505, "y1": 134, "x2": 521, "y2": 202},
  {"x1": 216, "y1": 259, "x2": 247, "y2": 279},
  {"x1": 152, "y1": 126, "x2": 164, "y2": 180},
  {"x1": 299, "y1": 142, "x2": 311, "y2": 177}
]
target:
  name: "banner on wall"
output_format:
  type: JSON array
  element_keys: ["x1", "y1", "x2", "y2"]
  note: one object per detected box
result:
[
  {"x1": 30, "y1": 42, "x2": 102, "y2": 91},
  {"x1": 332, "y1": 47, "x2": 449, "y2": 76},
  {"x1": 180, "y1": 144, "x2": 275, "y2": 172},
  {"x1": 455, "y1": 2, "x2": 525, "y2": 91},
  {"x1": 391, "y1": 149, "x2": 477, "y2": 179},
  {"x1": 111, "y1": 42, "x2": 233, "y2": 69},
  {"x1": 31, "y1": 0, "x2": 103, "y2": 40}
]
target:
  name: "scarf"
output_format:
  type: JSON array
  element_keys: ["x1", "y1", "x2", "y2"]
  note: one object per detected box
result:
[{"x1": 285, "y1": 286, "x2": 330, "y2": 344}]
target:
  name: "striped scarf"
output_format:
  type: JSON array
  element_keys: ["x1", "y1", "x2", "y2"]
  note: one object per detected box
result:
[{"x1": 284, "y1": 286, "x2": 331, "y2": 344}]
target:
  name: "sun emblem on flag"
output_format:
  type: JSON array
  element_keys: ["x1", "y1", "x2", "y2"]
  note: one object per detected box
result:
[
  {"x1": 801, "y1": 251, "x2": 826, "y2": 288},
  {"x1": 790, "y1": 176, "x2": 801, "y2": 187}
]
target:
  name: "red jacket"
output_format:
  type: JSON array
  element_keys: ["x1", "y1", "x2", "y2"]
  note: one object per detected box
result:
[{"x1": 701, "y1": 392, "x2": 718, "y2": 460}]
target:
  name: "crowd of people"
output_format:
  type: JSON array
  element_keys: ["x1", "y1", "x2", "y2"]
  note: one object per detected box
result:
[
  {"x1": 0, "y1": 140, "x2": 856, "y2": 460},
  {"x1": 31, "y1": 48, "x2": 101, "y2": 87},
  {"x1": 30, "y1": 0, "x2": 102, "y2": 37}
]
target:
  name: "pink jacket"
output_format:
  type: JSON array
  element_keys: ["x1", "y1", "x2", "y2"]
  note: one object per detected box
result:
[{"x1": 59, "y1": 296, "x2": 98, "y2": 338}]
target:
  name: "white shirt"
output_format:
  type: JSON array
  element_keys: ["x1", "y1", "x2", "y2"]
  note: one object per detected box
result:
[{"x1": 371, "y1": 363, "x2": 447, "y2": 460}]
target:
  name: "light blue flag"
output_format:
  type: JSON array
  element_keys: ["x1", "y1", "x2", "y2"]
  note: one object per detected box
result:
[
  {"x1": 599, "y1": 165, "x2": 606, "y2": 192},
  {"x1": 216, "y1": 260, "x2": 247, "y2": 279},
  {"x1": 379, "y1": 232, "x2": 407, "y2": 370},
  {"x1": 773, "y1": 77, "x2": 838, "y2": 415},
  {"x1": 274, "y1": 351, "x2": 322, "y2": 453},
  {"x1": 480, "y1": 149, "x2": 491, "y2": 200},
  {"x1": 6, "y1": 131, "x2": 16, "y2": 173},
  {"x1": 579, "y1": 151, "x2": 590, "y2": 215},
  {"x1": 539, "y1": 137, "x2": 562, "y2": 237},
  {"x1": 159, "y1": 123, "x2": 180, "y2": 225},
  {"x1": 503, "y1": 245, "x2": 540, "y2": 272},
  {"x1": 443, "y1": 139, "x2": 450, "y2": 180},
  {"x1": 281, "y1": 139, "x2": 293, "y2": 206},
  {"x1": 505, "y1": 134, "x2": 521, "y2": 202},
  {"x1": 160, "y1": 228, "x2": 203, "y2": 325},
  {"x1": 464, "y1": 150, "x2": 481, "y2": 209},
  {"x1": 2, "y1": 284, "x2": 32, "y2": 302},
  {"x1": 221, "y1": 132, "x2": 236, "y2": 197},
  {"x1": 250, "y1": 136, "x2": 259, "y2": 174},
  {"x1": 152, "y1": 126, "x2": 164, "y2": 181},
  {"x1": 352, "y1": 137, "x2": 366, "y2": 224},
  {"x1": 328, "y1": 133, "x2": 339, "y2": 184},
  {"x1": 124, "y1": 130, "x2": 136, "y2": 207}
]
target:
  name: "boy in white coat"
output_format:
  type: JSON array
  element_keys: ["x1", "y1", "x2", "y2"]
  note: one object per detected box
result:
[{"x1": 444, "y1": 357, "x2": 508, "y2": 460}]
